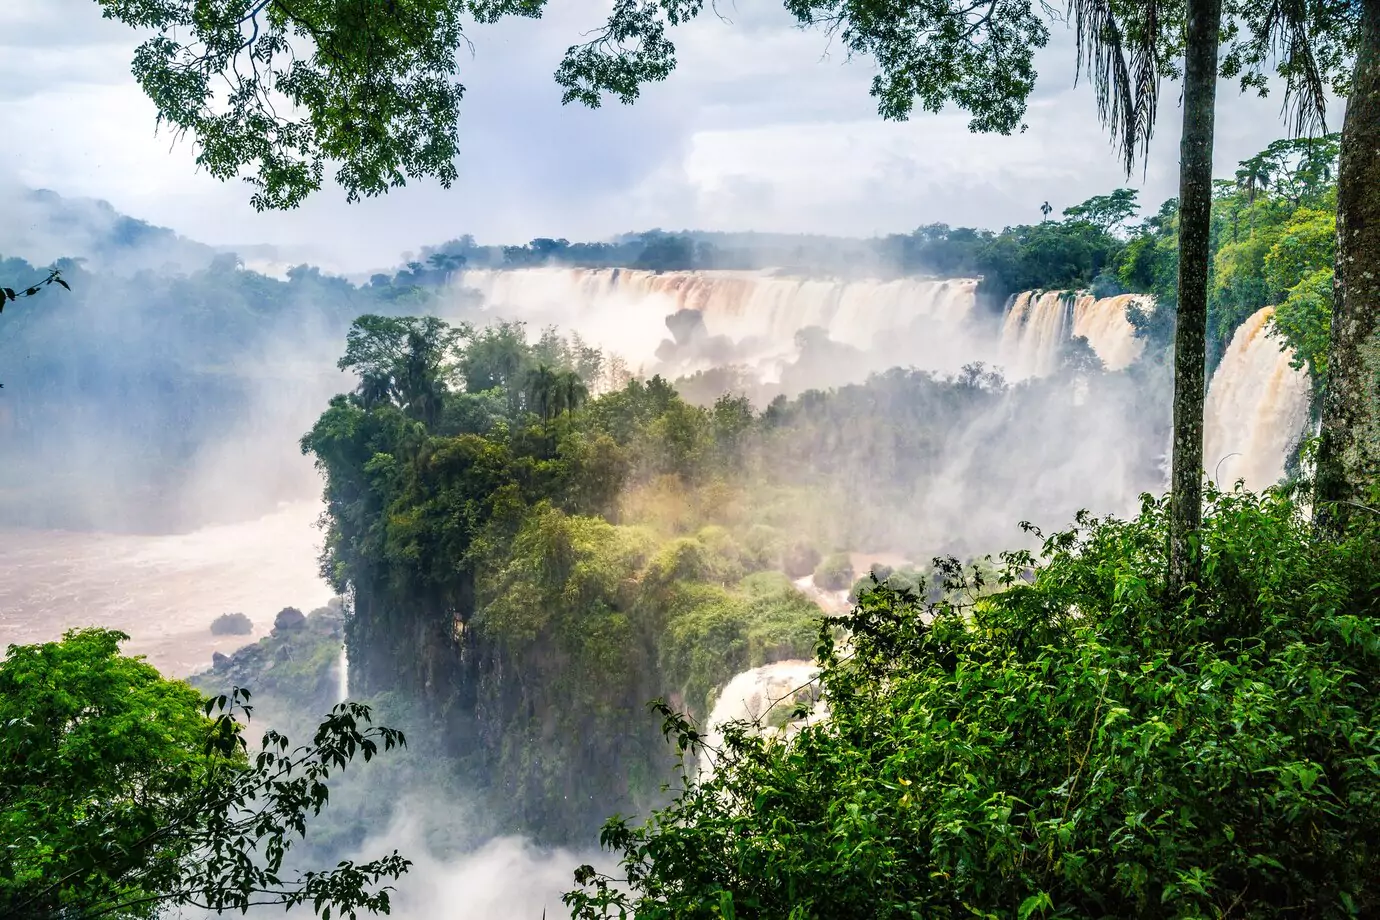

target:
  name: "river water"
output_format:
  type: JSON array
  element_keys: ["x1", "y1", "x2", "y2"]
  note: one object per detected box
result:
[{"x1": 0, "y1": 500, "x2": 331, "y2": 676}]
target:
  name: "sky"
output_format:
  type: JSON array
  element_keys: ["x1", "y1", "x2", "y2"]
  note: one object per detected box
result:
[{"x1": 0, "y1": 0, "x2": 1339, "y2": 272}]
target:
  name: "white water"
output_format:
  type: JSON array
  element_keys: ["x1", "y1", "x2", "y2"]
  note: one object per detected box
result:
[
  {"x1": 698, "y1": 659, "x2": 823, "y2": 777},
  {"x1": 337, "y1": 644, "x2": 350, "y2": 703},
  {"x1": 1203, "y1": 307, "x2": 1312, "y2": 490},
  {"x1": 456, "y1": 268, "x2": 983, "y2": 381},
  {"x1": 999, "y1": 291, "x2": 1148, "y2": 378}
]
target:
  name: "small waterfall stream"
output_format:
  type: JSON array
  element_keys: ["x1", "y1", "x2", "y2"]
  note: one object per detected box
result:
[
  {"x1": 336, "y1": 645, "x2": 349, "y2": 704},
  {"x1": 696, "y1": 659, "x2": 823, "y2": 778}
]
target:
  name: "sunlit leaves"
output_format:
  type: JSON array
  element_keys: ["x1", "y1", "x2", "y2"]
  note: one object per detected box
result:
[
  {"x1": 99, "y1": 0, "x2": 469, "y2": 209},
  {"x1": 567, "y1": 489, "x2": 1380, "y2": 917},
  {"x1": 0, "y1": 630, "x2": 409, "y2": 919}
]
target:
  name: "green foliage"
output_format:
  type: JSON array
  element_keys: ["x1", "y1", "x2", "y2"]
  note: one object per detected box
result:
[
  {"x1": 812, "y1": 551, "x2": 854, "y2": 591},
  {"x1": 99, "y1": 0, "x2": 471, "y2": 209},
  {"x1": 659, "y1": 570, "x2": 822, "y2": 716},
  {"x1": 1105, "y1": 134, "x2": 1341, "y2": 372},
  {"x1": 0, "y1": 628, "x2": 408, "y2": 920},
  {"x1": 199, "y1": 606, "x2": 348, "y2": 719},
  {"x1": 1063, "y1": 188, "x2": 1140, "y2": 235},
  {"x1": 1271, "y1": 267, "x2": 1334, "y2": 380},
  {"x1": 567, "y1": 489, "x2": 1380, "y2": 918}
]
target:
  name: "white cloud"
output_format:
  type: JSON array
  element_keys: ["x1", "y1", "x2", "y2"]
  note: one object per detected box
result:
[{"x1": 0, "y1": 0, "x2": 1337, "y2": 270}]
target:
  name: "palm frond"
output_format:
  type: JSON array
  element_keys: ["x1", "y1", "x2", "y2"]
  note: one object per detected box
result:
[{"x1": 1069, "y1": 0, "x2": 1166, "y2": 175}]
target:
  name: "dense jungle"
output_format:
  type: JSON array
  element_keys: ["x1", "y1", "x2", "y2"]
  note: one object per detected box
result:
[{"x1": 3, "y1": 0, "x2": 1379, "y2": 915}]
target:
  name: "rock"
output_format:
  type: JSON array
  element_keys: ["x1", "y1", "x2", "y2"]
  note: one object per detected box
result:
[
  {"x1": 212, "y1": 651, "x2": 229, "y2": 669},
  {"x1": 210, "y1": 612, "x2": 253, "y2": 636},
  {"x1": 273, "y1": 606, "x2": 306, "y2": 633}
]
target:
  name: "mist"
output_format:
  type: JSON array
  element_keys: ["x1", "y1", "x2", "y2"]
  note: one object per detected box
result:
[{"x1": 0, "y1": 187, "x2": 1315, "y2": 919}]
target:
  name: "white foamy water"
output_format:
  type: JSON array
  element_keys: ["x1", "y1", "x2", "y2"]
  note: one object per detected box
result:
[
  {"x1": 697, "y1": 659, "x2": 823, "y2": 777},
  {"x1": 0, "y1": 500, "x2": 331, "y2": 675},
  {"x1": 999, "y1": 290, "x2": 1148, "y2": 379},
  {"x1": 1203, "y1": 307, "x2": 1312, "y2": 490},
  {"x1": 337, "y1": 644, "x2": 350, "y2": 703},
  {"x1": 455, "y1": 268, "x2": 983, "y2": 380}
]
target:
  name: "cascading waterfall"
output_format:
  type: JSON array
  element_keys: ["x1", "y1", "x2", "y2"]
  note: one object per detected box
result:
[
  {"x1": 456, "y1": 268, "x2": 981, "y2": 377},
  {"x1": 1071, "y1": 293, "x2": 1146, "y2": 371},
  {"x1": 461, "y1": 266, "x2": 1309, "y2": 497},
  {"x1": 999, "y1": 290, "x2": 1149, "y2": 379},
  {"x1": 337, "y1": 645, "x2": 349, "y2": 704},
  {"x1": 697, "y1": 659, "x2": 823, "y2": 778},
  {"x1": 1202, "y1": 307, "x2": 1312, "y2": 490}
]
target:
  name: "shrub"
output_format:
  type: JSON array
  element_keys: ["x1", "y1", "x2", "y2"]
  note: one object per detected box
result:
[
  {"x1": 812, "y1": 552, "x2": 853, "y2": 591},
  {"x1": 272, "y1": 607, "x2": 306, "y2": 633},
  {"x1": 782, "y1": 542, "x2": 820, "y2": 578},
  {"x1": 209, "y1": 612, "x2": 252, "y2": 636},
  {"x1": 570, "y1": 489, "x2": 1380, "y2": 918}
]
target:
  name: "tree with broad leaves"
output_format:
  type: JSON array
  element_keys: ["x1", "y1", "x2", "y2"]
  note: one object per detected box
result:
[
  {"x1": 338, "y1": 313, "x2": 467, "y2": 428},
  {"x1": 1062, "y1": 188, "x2": 1140, "y2": 235},
  {"x1": 0, "y1": 627, "x2": 410, "y2": 920}
]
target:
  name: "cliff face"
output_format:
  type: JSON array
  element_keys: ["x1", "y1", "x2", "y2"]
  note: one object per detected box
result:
[{"x1": 340, "y1": 505, "x2": 823, "y2": 844}]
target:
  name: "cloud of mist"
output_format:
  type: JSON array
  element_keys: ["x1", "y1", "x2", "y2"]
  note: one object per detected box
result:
[
  {"x1": 372, "y1": 828, "x2": 594, "y2": 920},
  {"x1": 455, "y1": 264, "x2": 1171, "y2": 562}
]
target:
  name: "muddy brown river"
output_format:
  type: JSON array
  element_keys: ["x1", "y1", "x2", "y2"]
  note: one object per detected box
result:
[{"x1": 0, "y1": 500, "x2": 333, "y2": 676}]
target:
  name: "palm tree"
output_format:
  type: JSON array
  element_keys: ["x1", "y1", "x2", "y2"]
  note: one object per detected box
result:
[
  {"x1": 555, "y1": 370, "x2": 589, "y2": 417},
  {"x1": 1067, "y1": 0, "x2": 1218, "y2": 594},
  {"x1": 1040, "y1": 201, "x2": 1053, "y2": 222},
  {"x1": 523, "y1": 364, "x2": 560, "y2": 425}
]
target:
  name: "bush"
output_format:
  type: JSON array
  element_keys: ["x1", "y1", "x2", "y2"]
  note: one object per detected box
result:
[
  {"x1": 570, "y1": 489, "x2": 1380, "y2": 918},
  {"x1": 272, "y1": 607, "x2": 306, "y2": 633},
  {"x1": 782, "y1": 542, "x2": 820, "y2": 578},
  {"x1": 812, "y1": 552, "x2": 853, "y2": 591},
  {"x1": 209, "y1": 612, "x2": 252, "y2": 636}
]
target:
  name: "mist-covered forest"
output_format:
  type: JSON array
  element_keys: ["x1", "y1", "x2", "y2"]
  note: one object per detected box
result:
[{"x1": 3, "y1": 110, "x2": 1375, "y2": 919}]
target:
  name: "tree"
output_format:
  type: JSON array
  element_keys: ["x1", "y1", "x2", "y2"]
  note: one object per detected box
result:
[
  {"x1": 1168, "y1": 0, "x2": 1224, "y2": 594},
  {"x1": 0, "y1": 628, "x2": 409, "y2": 919},
  {"x1": 1316, "y1": 0, "x2": 1380, "y2": 527},
  {"x1": 524, "y1": 363, "x2": 561, "y2": 424},
  {"x1": 555, "y1": 368, "x2": 590, "y2": 417},
  {"x1": 1040, "y1": 200, "x2": 1053, "y2": 222},
  {"x1": 1062, "y1": 188, "x2": 1140, "y2": 235},
  {"x1": 338, "y1": 314, "x2": 465, "y2": 427}
]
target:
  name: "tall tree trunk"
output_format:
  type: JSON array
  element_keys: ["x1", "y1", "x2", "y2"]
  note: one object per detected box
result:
[
  {"x1": 1167, "y1": 0, "x2": 1222, "y2": 595},
  {"x1": 1315, "y1": 0, "x2": 1380, "y2": 529}
]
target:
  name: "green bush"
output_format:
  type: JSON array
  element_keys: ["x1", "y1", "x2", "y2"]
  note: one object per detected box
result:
[
  {"x1": 811, "y1": 552, "x2": 853, "y2": 591},
  {"x1": 782, "y1": 543, "x2": 821, "y2": 578},
  {"x1": 569, "y1": 489, "x2": 1380, "y2": 918}
]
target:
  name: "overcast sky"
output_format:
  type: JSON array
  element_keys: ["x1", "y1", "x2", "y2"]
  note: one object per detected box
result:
[{"x1": 0, "y1": 0, "x2": 1334, "y2": 271}]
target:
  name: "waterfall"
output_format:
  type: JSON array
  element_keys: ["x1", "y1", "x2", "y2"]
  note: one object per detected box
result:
[
  {"x1": 999, "y1": 291, "x2": 1149, "y2": 379},
  {"x1": 697, "y1": 659, "x2": 822, "y2": 778},
  {"x1": 336, "y1": 644, "x2": 349, "y2": 704},
  {"x1": 1071, "y1": 293, "x2": 1146, "y2": 371},
  {"x1": 1202, "y1": 307, "x2": 1312, "y2": 490},
  {"x1": 455, "y1": 268, "x2": 981, "y2": 377},
  {"x1": 999, "y1": 291, "x2": 1072, "y2": 378}
]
